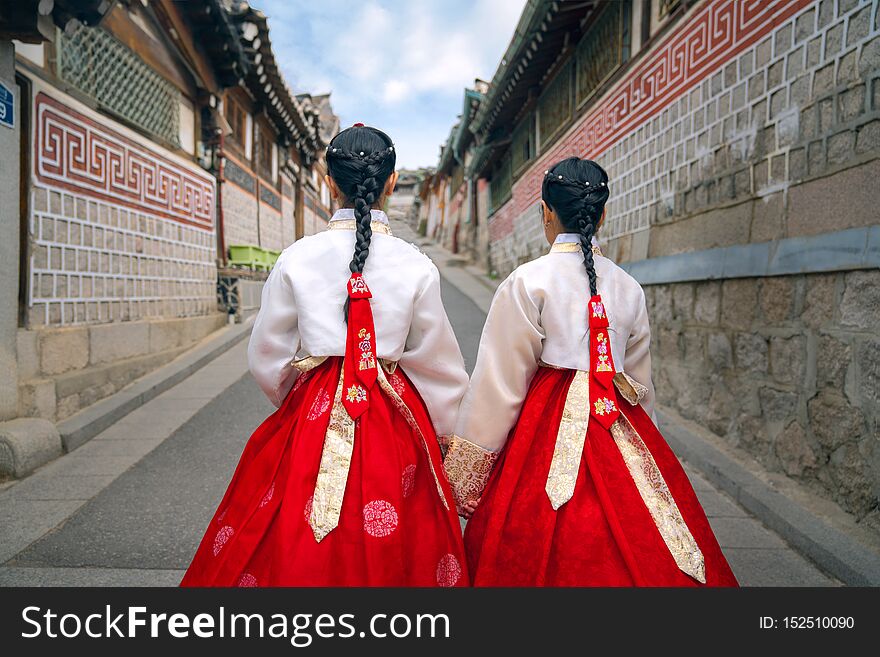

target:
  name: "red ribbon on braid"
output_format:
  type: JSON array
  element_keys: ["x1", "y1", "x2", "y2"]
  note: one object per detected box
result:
[
  {"x1": 588, "y1": 294, "x2": 620, "y2": 429},
  {"x1": 342, "y1": 273, "x2": 378, "y2": 418}
]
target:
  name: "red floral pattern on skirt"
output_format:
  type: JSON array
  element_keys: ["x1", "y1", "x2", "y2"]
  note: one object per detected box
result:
[
  {"x1": 464, "y1": 366, "x2": 738, "y2": 587},
  {"x1": 181, "y1": 357, "x2": 467, "y2": 587}
]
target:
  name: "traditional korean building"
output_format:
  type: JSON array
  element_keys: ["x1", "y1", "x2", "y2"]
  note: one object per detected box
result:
[
  {"x1": 457, "y1": 0, "x2": 880, "y2": 526},
  {"x1": 432, "y1": 81, "x2": 489, "y2": 264},
  {"x1": 0, "y1": 1, "x2": 334, "y2": 472}
]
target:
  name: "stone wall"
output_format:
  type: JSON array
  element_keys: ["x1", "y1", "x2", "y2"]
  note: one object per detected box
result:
[
  {"x1": 646, "y1": 269, "x2": 879, "y2": 524},
  {"x1": 18, "y1": 80, "x2": 225, "y2": 423},
  {"x1": 281, "y1": 175, "x2": 297, "y2": 248},
  {"x1": 28, "y1": 87, "x2": 217, "y2": 327},
  {"x1": 222, "y1": 178, "x2": 259, "y2": 248},
  {"x1": 17, "y1": 314, "x2": 226, "y2": 422}
]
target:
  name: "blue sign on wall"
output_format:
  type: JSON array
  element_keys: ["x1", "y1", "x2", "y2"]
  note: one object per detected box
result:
[{"x1": 0, "y1": 80, "x2": 15, "y2": 130}]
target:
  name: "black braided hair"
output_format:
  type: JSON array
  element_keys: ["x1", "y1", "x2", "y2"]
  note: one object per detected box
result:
[
  {"x1": 541, "y1": 157, "x2": 610, "y2": 297},
  {"x1": 325, "y1": 126, "x2": 397, "y2": 275}
]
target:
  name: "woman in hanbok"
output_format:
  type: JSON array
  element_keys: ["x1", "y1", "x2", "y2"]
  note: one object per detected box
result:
[
  {"x1": 182, "y1": 125, "x2": 469, "y2": 587},
  {"x1": 443, "y1": 157, "x2": 737, "y2": 587}
]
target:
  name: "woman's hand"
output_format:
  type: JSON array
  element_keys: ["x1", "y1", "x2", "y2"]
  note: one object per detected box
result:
[{"x1": 458, "y1": 498, "x2": 480, "y2": 519}]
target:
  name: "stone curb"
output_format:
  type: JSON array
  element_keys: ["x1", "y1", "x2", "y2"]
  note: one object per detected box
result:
[
  {"x1": 659, "y1": 409, "x2": 880, "y2": 587},
  {"x1": 57, "y1": 316, "x2": 255, "y2": 452}
]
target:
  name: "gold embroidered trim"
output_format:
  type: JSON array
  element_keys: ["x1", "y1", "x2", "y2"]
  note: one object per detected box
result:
[
  {"x1": 294, "y1": 356, "x2": 328, "y2": 373},
  {"x1": 538, "y1": 360, "x2": 566, "y2": 370},
  {"x1": 610, "y1": 416, "x2": 706, "y2": 583},
  {"x1": 375, "y1": 365, "x2": 449, "y2": 510},
  {"x1": 442, "y1": 434, "x2": 499, "y2": 513},
  {"x1": 545, "y1": 370, "x2": 590, "y2": 510},
  {"x1": 550, "y1": 242, "x2": 603, "y2": 256},
  {"x1": 309, "y1": 367, "x2": 355, "y2": 542},
  {"x1": 328, "y1": 220, "x2": 392, "y2": 235},
  {"x1": 613, "y1": 371, "x2": 649, "y2": 406}
]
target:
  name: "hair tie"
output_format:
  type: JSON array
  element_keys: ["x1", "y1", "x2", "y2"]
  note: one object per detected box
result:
[{"x1": 353, "y1": 122, "x2": 365, "y2": 127}]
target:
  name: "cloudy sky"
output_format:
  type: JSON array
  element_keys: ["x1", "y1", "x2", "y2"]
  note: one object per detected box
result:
[{"x1": 250, "y1": 0, "x2": 527, "y2": 169}]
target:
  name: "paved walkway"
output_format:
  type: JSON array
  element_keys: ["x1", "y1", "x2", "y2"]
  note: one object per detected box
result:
[{"x1": 0, "y1": 218, "x2": 838, "y2": 586}]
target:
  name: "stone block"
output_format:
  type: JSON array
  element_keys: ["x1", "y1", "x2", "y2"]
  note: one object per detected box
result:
[
  {"x1": 788, "y1": 159, "x2": 880, "y2": 237},
  {"x1": 707, "y1": 332, "x2": 733, "y2": 370},
  {"x1": 827, "y1": 442, "x2": 873, "y2": 518},
  {"x1": 672, "y1": 283, "x2": 694, "y2": 321},
  {"x1": 759, "y1": 386, "x2": 799, "y2": 424},
  {"x1": 846, "y1": 5, "x2": 871, "y2": 47},
  {"x1": 837, "y1": 49, "x2": 858, "y2": 85},
  {"x1": 88, "y1": 321, "x2": 151, "y2": 366},
  {"x1": 721, "y1": 278, "x2": 758, "y2": 330},
  {"x1": 39, "y1": 327, "x2": 89, "y2": 376},
  {"x1": 647, "y1": 202, "x2": 751, "y2": 257},
  {"x1": 148, "y1": 318, "x2": 186, "y2": 353},
  {"x1": 17, "y1": 379, "x2": 57, "y2": 421},
  {"x1": 795, "y1": 7, "x2": 815, "y2": 42},
  {"x1": 0, "y1": 418, "x2": 63, "y2": 478},
  {"x1": 693, "y1": 282, "x2": 721, "y2": 325},
  {"x1": 856, "y1": 339, "x2": 880, "y2": 404},
  {"x1": 16, "y1": 330, "x2": 40, "y2": 381},
  {"x1": 774, "y1": 421, "x2": 817, "y2": 477},
  {"x1": 824, "y1": 23, "x2": 844, "y2": 60},
  {"x1": 827, "y1": 130, "x2": 855, "y2": 164},
  {"x1": 769, "y1": 335, "x2": 807, "y2": 385},
  {"x1": 855, "y1": 119, "x2": 880, "y2": 153},
  {"x1": 807, "y1": 389, "x2": 863, "y2": 453},
  {"x1": 750, "y1": 192, "x2": 785, "y2": 243},
  {"x1": 706, "y1": 382, "x2": 734, "y2": 435},
  {"x1": 840, "y1": 269, "x2": 880, "y2": 330},
  {"x1": 801, "y1": 273, "x2": 839, "y2": 329},
  {"x1": 775, "y1": 23, "x2": 793, "y2": 57},
  {"x1": 650, "y1": 285, "x2": 673, "y2": 323},
  {"x1": 838, "y1": 84, "x2": 865, "y2": 122},
  {"x1": 734, "y1": 332, "x2": 769, "y2": 374},
  {"x1": 759, "y1": 276, "x2": 795, "y2": 323},
  {"x1": 859, "y1": 36, "x2": 880, "y2": 76},
  {"x1": 816, "y1": 333, "x2": 851, "y2": 390}
]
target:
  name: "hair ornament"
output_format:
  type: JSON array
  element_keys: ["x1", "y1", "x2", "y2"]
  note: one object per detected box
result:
[{"x1": 353, "y1": 122, "x2": 365, "y2": 127}]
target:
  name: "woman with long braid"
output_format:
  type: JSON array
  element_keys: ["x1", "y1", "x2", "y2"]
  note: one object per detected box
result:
[
  {"x1": 183, "y1": 125, "x2": 469, "y2": 587},
  {"x1": 444, "y1": 157, "x2": 737, "y2": 587}
]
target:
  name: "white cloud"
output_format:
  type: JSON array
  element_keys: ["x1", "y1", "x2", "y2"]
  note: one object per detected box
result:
[{"x1": 251, "y1": 0, "x2": 527, "y2": 167}]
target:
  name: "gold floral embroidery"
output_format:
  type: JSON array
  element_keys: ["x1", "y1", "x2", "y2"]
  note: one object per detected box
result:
[
  {"x1": 329, "y1": 220, "x2": 392, "y2": 235},
  {"x1": 309, "y1": 368, "x2": 355, "y2": 542},
  {"x1": 345, "y1": 384, "x2": 367, "y2": 404},
  {"x1": 443, "y1": 434, "x2": 499, "y2": 513},
  {"x1": 545, "y1": 370, "x2": 590, "y2": 510},
  {"x1": 549, "y1": 242, "x2": 603, "y2": 256},
  {"x1": 593, "y1": 397, "x2": 617, "y2": 416},
  {"x1": 610, "y1": 416, "x2": 706, "y2": 583},
  {"x1": 594, "y1": 330, "x2": 613, "y2": 372},
  {"x1": 375, "y1": 365, "x2": 449, "y2": 510},
  {"x1": 357, "y1": 328, "x2": 376, "y2": 371},
  {"x1": 613, "y1": 371, "x2": 649, "y2": 406}
]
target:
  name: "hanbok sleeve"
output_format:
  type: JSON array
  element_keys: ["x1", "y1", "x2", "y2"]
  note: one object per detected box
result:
[
  {"x1": 247, "y1": 252, "x2": 301, "y2": 407},
  {"x1": 622, "y1": 286, "x2": 657, "y2": 422},
  {"x1": 444, "y1": 270, "x2": 544, "y2": 510},
  {"x1": 398, "y1": 263, "x2": 469, "y2": 440}
]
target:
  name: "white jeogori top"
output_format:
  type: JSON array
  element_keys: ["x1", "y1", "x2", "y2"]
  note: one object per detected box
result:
[
  {"x1": 454, "y1": 232, "x2": 657, "y2": 452},
  {"x1": 247, "y1": 209, "x2": 469, "y2": 438}
]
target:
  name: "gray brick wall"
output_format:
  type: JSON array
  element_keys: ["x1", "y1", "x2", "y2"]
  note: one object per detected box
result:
[{"x1": 29, "y1": 185, "x2": 216, "y2": 327}]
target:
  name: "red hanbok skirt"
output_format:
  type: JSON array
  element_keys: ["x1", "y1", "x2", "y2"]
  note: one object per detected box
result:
[
  {"x1": 181, "y1": 357, "x2": 468, "y2": 587},
  {"x1": 464, "y1": 366, "x2": 738, "y2": 587}
]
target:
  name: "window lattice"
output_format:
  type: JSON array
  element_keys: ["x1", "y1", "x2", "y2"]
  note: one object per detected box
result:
[{"x1": 58, "y1": 23, "x2": 181, "y2": 147}]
